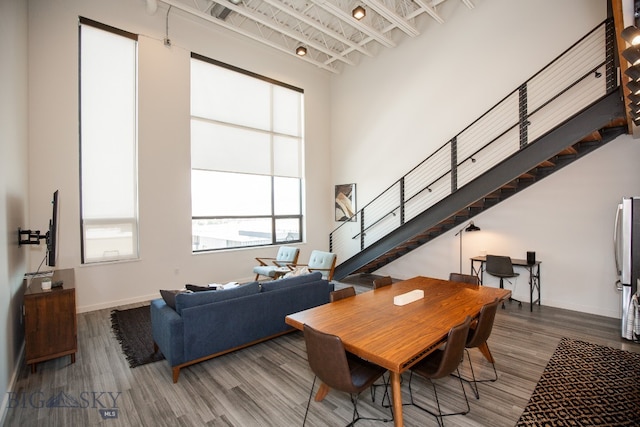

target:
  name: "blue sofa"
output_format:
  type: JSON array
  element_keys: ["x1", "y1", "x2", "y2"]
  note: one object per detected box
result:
[{"x1": 150, "y1": 272, "x2": 333, "y2": 382}]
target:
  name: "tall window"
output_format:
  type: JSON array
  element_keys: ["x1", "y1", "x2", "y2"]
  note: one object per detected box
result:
[
  {"x1": 79, "y1": 18, "x2": 139, "y2": 263},
  {"x1": 190, "y1": 54, "x2": 304, "y2": 251}
]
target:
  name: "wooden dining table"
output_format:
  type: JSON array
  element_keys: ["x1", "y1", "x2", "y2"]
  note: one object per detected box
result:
[{"x1": 285, "y1": 276, "x2": 511, "y2": 427}]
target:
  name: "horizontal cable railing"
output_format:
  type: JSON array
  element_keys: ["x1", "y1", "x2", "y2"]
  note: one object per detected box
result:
[{"x1": 330, "y1": 18, "x2": 616, "y2": 264}]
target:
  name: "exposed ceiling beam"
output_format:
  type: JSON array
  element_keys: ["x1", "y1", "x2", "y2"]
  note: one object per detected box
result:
[
  {"x1": 362, "y1": 0, "x2": 419, "y2": 36},
  {"x1": 158, "y1": 0, "x2": 340, "y2": 73},
  {"x1": 412, "y1": 0, "x2": 445, "y2": 24},
  {"x1": 311, "y1": 0, "x2": 396, "y2": 48},
  {"x1": 260, "y1": 0, "x2": 373, "y2": 58}
]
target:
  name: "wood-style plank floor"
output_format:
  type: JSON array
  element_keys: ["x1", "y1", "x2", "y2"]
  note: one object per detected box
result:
[{"x1": 4, "y1": 277, "x2": 639, "y2": 427}]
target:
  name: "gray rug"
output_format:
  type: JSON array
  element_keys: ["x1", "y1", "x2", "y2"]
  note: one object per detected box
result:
[
  {"x1": 110, "y1": 305, "x2": 165, "y2": 368},
  {"x1": 516, "y1": 337, "x2": 640, "y2": 426}
]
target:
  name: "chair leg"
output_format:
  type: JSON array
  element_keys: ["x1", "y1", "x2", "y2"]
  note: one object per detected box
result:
[
  {"x1": 454, "y1": 346, "x2": 499, "y2": 399},
  {"x1": 302, "y1": 376, "x2": 317, "y2": 426},
  {"x1": 407, "y1": 369, "x2": 470, "y2": 426}
]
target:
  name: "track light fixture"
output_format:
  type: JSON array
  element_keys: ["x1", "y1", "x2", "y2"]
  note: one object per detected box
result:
[
  {"x1": 296, "y1": 45, "x2": 307, "y2": 56},
  {"x1": 622, "y1": 25, "x2": 640, "y2": 46},
  {"x1": 352, "y1": 5, "x2": 366, "y2": 20}
]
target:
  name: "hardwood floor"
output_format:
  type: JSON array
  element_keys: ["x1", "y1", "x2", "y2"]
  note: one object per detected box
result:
[{"x1": 4, "y1": 279, "x2": 639, "y2": 427}]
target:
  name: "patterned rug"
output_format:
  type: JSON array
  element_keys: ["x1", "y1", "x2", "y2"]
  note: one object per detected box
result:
[
  {"x1": 516, "y1": 337, "x2": 640, "y2": 426},
  {"x1": 110, "y1": 305, "x2": 165, "y2": 368}
]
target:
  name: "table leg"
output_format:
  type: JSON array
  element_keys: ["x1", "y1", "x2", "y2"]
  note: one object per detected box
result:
[
  {"x1": 477, "y1": 342, "x2": 494, "y2": 363},
  {"x1": 314, "y1": 382, "x2": 329, "y2": 402},
  {"x1": 390, "y1": 371, "x2": 403, "y2": 427}
]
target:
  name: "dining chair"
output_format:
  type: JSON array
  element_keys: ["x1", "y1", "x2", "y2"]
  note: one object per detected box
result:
[
  {"x1": 253, "y1": 246, "x2": 300, "y2": 280},
  {"x1": 457, "y1": 298, "x2": 500, "y2": 399},
  {"x1": 448, "y1": 272, "x2": 480, "y2": 286},
  {"x1": 372, "y1": 276, "x2": 392, "y2": 289},
  {"x1": 406, "y1": 316, "x2": 472, "y2": 426},
  {"x1": 302, "y1": 324, "x2": 393, "y2": 426},
  {"x1": 485, "y1": 255, "x2": 520, "y2": 308},
  {"x1": 330, "y1": 286, "x2": 356, "y2": 302},
  {"x1": 288, "y1": 250, "x2": 337, "y2": 282}
]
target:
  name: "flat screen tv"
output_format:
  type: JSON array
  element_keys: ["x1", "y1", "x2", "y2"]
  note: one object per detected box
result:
[{"x1": 46, "y1": 190, "x2": 59, "y2": 267}]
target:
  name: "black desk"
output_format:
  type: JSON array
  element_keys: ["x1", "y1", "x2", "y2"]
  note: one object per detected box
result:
[{"x1": 470, "y1": 256, "x2": 541, "y2": 312}]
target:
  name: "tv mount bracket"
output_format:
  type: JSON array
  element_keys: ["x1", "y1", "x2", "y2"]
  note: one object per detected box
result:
[{"x1": 18, "y1": 227, "x2": 47, "y2": 246}]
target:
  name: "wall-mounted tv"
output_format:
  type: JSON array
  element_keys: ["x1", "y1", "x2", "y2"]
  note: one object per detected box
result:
[{"x1": 46, "y1": 190, "x2": 59, "y2": 267}]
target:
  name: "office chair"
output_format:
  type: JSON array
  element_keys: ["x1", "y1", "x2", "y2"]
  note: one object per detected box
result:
[
  {"x1": 485, "y1": 255, "x2": 520, "y2": 309},
  {"x1": 302, "y1": 324, "x2": 392, "y2": 426},
  {"x1": 449, "y1": 273, "x2": 480, "y2": 286},
  {"x1": 406, "y1": 316, "x2": 472, "y2": 426},
  {"x1": 456, "y1": 298, "x2": 500, "y2": 399},
  {"x1": 373, "y1": 276, "x2": 392, "y2": 289},
  {"x1": 330, "y1": 286, "x2": 356, "y2": 302}
]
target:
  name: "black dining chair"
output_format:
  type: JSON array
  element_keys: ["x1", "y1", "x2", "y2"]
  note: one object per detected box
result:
[
  {"x1": 448, "y1": 272, "x2": 480, "y2": 285},
  {"x1": 373, "y1": 276, "x2": 392, "y2": 289},
  {"x1": 456, "y1": 298, "x2": 500, "y2": 399},
  {"x1": 330, "y1": 286, "x2": 356, "y2": 302},
  {"x1": 406, "y1": 316, "x2": 472, "y2": 426},
  {"x1": 302, "y1": 324, "x2": 393, "y2": 426},
  {"x1": 485, "y1": 255, "x2": 520, "y2": 308}
]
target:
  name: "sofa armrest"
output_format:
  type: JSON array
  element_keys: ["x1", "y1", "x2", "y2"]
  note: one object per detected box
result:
[{"x1": 150, "y1": 299, "x2": 185, "y2": 366}]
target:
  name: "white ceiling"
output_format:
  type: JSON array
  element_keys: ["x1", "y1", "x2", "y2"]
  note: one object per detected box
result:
[{"x1": 149, "y1": 0, "x2": 475, "y2": 73}]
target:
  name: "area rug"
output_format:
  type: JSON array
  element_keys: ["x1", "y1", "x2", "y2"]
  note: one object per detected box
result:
[
  {"x1": 516, "y1": 337, "x2": 640, "y2": 426},
  {"x1": 110, "y1": 305, "x2": 165, "y2": 368}
]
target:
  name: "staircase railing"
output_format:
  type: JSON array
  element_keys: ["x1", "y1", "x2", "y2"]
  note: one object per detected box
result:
[{"x1": 329, "y1": 18, "x2": 617, "y2": 264}]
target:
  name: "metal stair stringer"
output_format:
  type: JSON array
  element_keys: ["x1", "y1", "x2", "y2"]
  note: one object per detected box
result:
[{"x1": 333, "y1": 90, "x2": 626, "y2": 281}]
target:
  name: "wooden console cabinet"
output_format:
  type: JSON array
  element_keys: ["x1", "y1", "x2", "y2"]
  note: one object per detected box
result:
[{"x1": 24, "y1": 268, "x2": 77, "y2": 373}]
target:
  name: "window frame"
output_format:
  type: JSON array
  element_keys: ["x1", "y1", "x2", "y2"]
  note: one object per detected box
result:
[{"x1": 190, "y1": 54, "x2": 304, "y2": 252}]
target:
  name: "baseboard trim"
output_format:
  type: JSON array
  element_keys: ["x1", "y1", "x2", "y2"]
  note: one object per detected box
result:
[{"x1": 0, "y1": 342, "x2": 25, "y2": 426}]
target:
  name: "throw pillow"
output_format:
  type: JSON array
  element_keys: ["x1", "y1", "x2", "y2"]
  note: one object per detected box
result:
[
  {"x1": 160, "y1": 289, "x2": 187, "y2": 310},
  {"x1": 283, "y1": 266, "x2": 310, "y2": 278},
  {"x1": 185, "y1": 284, "x2": 213, "y2": 292}
]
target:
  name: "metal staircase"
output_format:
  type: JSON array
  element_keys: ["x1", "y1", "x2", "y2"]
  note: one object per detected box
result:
[{"x1": 329, "y1": 18, "x2": 627, "y2": 281}]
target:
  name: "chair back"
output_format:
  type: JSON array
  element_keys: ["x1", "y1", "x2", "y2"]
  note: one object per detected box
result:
[
  {"x1": 330, "y1": 286, "x2": 356, "y2": 302},
  {"x1": 449, "y1": 273, "x2": 480, "y2": 285},
  {"x1": 485, "y1": 255, "x2": 515, "y2": 277},
  {"x1": 466, "y1": 299, "x2": 499, "y2": 348},
  {"x1": 275, "y1": 246, "x2": 300, "y2": 266},
  {"x1": 303, "y1": 324, "x2": 358, "y2": 393},
  {"x1": 373, "y1": 276, "x2": 392, "y2": 289},
  {"x1": 429, "y1": 316, "x2": 471, "y2": 380},
  {"x1": 307, "y1": 250, "x2": 337, "y2": 281}
]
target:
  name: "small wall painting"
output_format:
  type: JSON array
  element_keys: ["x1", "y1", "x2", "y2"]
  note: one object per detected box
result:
[{"x1": 335, "y1": 184, "x2": 356, "y2": 222}]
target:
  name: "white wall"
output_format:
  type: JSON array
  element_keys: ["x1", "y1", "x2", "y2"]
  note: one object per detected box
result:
[
  {"x1": 0, "y1": 0, "x2": 29, "y2": 420},
  {"x1": 27, "y1": 0, "x2": 332, "y2": 312},
  {"x1": 329, "y1": 0, "x2": 640, "y2": 318}
]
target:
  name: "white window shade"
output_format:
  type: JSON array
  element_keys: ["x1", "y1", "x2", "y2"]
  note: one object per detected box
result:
[
  {"x1": 80, "y1": 20, "x2": 139, "y2": 263},
  {"x1": 191, "y1": 60, "x2": 270, "y2": 131},
  {"x1": 191, "y1": 120, "x2": 271, "y2": 175},
  {"x1": 273, "y1": 135, "x2": 302, "y2": 178}
]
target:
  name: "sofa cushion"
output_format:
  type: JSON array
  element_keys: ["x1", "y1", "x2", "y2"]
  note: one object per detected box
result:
[
  {"x1": 175, "y1": 281, "x2": 260, "y2": 315},
  {"x1": 261, "y1": 271, "x2": 322, "y2": 292}
]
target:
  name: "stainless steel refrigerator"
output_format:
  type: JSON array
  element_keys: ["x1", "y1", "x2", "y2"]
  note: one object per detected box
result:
[{"x1": 614, "y1": 197, "x2": 640, "y2": 340}]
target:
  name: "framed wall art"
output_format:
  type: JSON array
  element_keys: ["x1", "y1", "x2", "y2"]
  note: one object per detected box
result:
[{"x1": 335, "y1": 183, "x2": 356, "y2": 222}]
